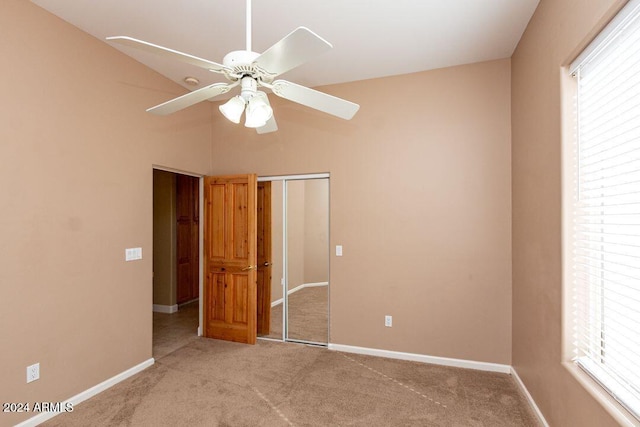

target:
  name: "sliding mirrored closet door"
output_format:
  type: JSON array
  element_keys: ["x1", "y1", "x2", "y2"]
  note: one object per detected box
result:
[
  {"x1": 257, "y1": 176, "x2": 329, "y2": 345},
  {"x1": 285, "y1": 178, "x2": 329, "y2": 344}
]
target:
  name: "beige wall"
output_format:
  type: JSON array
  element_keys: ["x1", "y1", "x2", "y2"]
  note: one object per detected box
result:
[
  {"x1": 0, "y1": 2, "x2": 212, "y2": 425},
  {"x1": 210, "y1": 58, "x2": 513, "y2": 364},
  {"x1": 303, "y1": 179, "x2": 329, "y2": 284},
  {"x1": 511, "y1": 0, "x2": 627, "y2": 425},
  {"x1": 270, "y1": 179, "x2": 329, "y2": 301},
  {"x1": 286, "y1": 181, "x2": 306, "y2": 291},
  {"x1": 152, "y1": 170, "x2": 177, "y2": 307},
  {"x1": 286, "y1": 179, "x2": 330, "y2": 292},
  {"x1": 271, "y1": 181, "x2": 284, "y2": 302}
]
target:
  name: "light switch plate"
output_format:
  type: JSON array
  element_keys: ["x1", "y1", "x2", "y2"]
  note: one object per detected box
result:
[
  {"x1": 336, "y1": 245, "x2": 343, "y2": 256},
  {"x1": 125, "y1": 247, "x2": 142, "y2": 261}
]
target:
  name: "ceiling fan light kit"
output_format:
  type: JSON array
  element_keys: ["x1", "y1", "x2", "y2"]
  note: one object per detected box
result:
[
  {"x1": 219, "y1": 77, "x2": 274, "y2": 128},
  {"x1": 219, "y1": 96, "x2": 245, "y2": 124},
  {"x1": 244, "y1": 92, "x2": 273, "y2": 128},
  {"x1": 106, "y1": 0, "x2": 359, "y2": 133}
]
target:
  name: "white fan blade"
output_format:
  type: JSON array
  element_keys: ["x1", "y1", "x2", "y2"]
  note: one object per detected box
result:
[
  {"x1": 254, "y1": 27, "x2": 332, "y2": 77},
  {"x1": 106, "y1": 36, "x2": 227, "y2": 73},
  {"x1": 147, "y1": 83, "x2": 232, "y2": 115},
  {"x1": 271, "y1": 80, "x2": 359, "y2": 120}
]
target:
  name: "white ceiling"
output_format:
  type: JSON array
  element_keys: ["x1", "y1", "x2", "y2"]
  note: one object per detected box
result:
[{"x1": 31, "y1": 0, "x2": 539, "y2": 92}]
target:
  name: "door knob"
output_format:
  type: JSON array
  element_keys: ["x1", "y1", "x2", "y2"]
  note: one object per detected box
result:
[
  {"x1": 263, "y1": 262, "x2": 271, "y2": 267},
  {"x1": 242, "y1": 265, "x2": 257, "y2": 271}
]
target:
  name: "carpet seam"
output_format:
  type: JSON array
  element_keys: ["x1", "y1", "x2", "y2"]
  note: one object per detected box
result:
[
  {"x1": 340, "y1": 353, "x2": 449, "y2": 409},
  {"x1": 252, "y1": 386, "x2": 295, "y2": 426}
]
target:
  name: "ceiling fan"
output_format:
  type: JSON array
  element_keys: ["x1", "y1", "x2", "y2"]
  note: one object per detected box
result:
[{"x1": 106, "y1": 0, "x2": 360, "y2": 134}]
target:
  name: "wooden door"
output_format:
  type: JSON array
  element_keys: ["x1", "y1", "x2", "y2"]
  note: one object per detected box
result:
[
  {"x1": 203, "y1": 174, "x2": 258, "y2": 344},
  {"x1": 257, "y1": 181, "x2": 272, "y2": 336},
  {"x1": 176, "y1": 174, "x2": 199, "y2": 304}
]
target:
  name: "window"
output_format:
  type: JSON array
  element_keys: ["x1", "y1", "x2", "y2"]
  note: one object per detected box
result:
[{"x1": 569, "y1": 0, "x2": 640, "y2": 420}]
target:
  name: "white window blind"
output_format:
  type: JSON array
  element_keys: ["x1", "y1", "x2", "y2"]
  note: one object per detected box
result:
[{"x1": 571, "y1": 0, "x2": 640, "y2": 420}]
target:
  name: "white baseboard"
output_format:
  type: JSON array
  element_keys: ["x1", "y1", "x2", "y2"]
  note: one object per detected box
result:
[
  {"x1": 153, "y1": 304, "x2": 178, "y2": 314},
  {"x1": 328, "y1": 343, "x2": 511, "y2": 374},
  {"x1": 303, "y1": 282, "x2": 329, "y2": 288},
  {"x1": 16, "y1": 358, "x2": 154, "y2": 427},
  {"x1": 511, "y1": 367, "x2": 550, "y2": 427},
  {"x1": 271, "y1": 282, "x2": 329, "y2": 307}
]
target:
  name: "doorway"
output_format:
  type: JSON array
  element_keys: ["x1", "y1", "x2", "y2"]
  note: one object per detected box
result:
[
  {"x1": 258, "y1": 175, "x2": 330, "y2": 346},
  {"x1": 152, "y1": 169, "x2": 201, "y2": 358}
]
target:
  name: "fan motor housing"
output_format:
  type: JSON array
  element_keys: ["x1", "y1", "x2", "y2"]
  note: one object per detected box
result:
[
  {"x1": 223, "y1": 50, "x2": 259, "y2": 66},
  {"x1": 222, "y1": 50, "x2": 272, "y2": 82}
]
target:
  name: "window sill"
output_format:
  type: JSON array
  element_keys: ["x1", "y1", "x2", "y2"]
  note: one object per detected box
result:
[{"x1": 563, "y1": 361, "x2": 640, "y2": 427}]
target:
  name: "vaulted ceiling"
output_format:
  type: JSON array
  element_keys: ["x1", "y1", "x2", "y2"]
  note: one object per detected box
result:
[{"x1": 32, "y1": 0, "x2": 539, "y2": 92}]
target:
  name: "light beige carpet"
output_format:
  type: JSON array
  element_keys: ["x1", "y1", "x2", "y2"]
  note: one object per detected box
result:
[
  {"x1": 265, "y1": 286, "x2": 328, "y2": 343},
  {"x1": 44, "y1": 338, "x2": 540, "y2": 426}
]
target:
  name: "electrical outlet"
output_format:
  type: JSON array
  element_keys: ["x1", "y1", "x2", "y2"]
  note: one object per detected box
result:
[
  {"x1": 385, "y1": 315, "x2": 392, "y2": 327},
  {"x1": 26, "y1": 363, "x2": 40, "y2": 383}
]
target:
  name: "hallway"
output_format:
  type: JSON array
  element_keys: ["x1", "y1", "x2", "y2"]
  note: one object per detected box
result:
[{"x1": 153, "y1": 300, "x2": 199, "y2": 359}]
